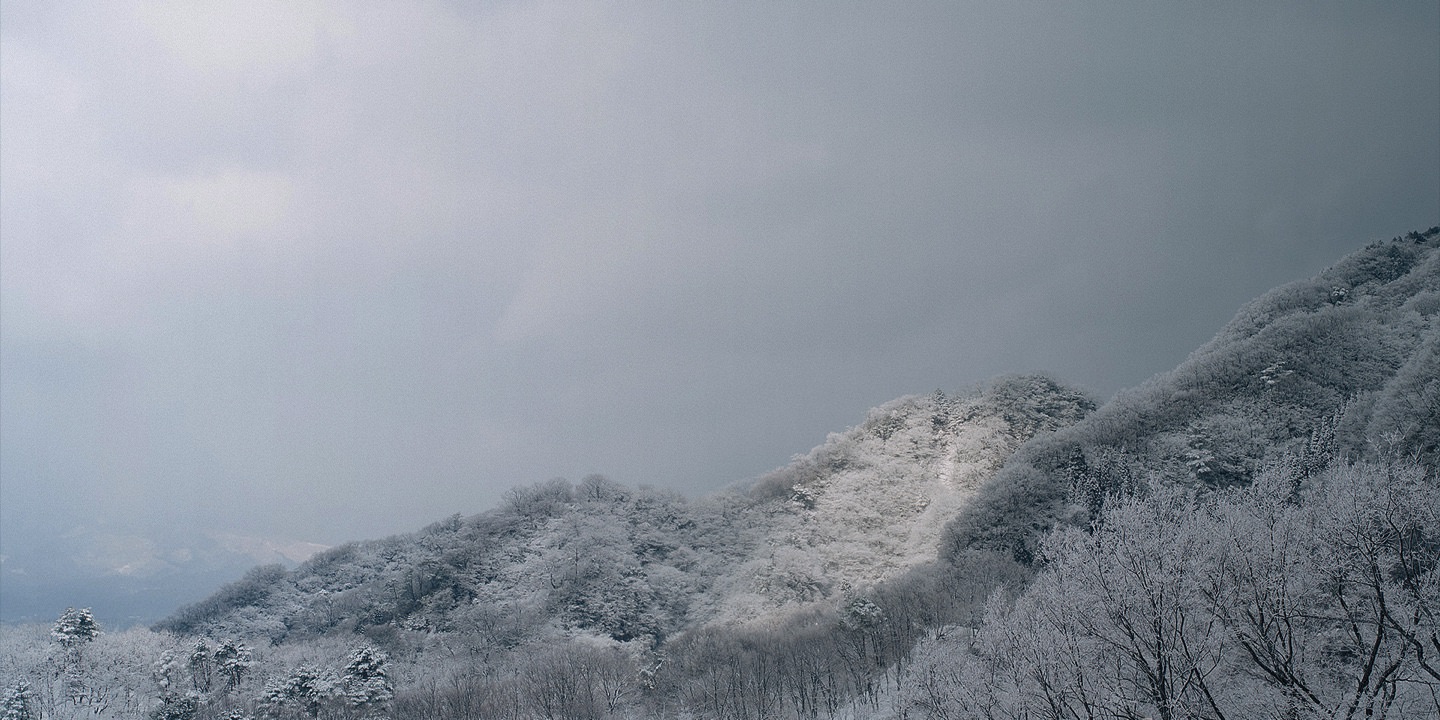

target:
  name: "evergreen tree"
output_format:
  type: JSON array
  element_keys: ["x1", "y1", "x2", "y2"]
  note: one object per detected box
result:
[
  {"x1": 261, "y1": 665, "x2": 340, "y2": 719},
  {"x1": 50, "y1": 607, "x2": 100, "y2": 648},
  {"x1": 0, "y1": 681, "x2": 36, "y2": 720},
  {"x1": 342, "y1": 646, "x2": 393, "y2": 717},
  {"x1": 187, "y1": 639, "x2": 213, "y2": 694},
  {"x1": 213, "y1": 639, "x2": 253, "y2": 693},
  {"x1": 149, "y1": 693, "x2": 197, "y2": 720},
  {"x1": 50, "y1": 607, "x2": 101, "y2": 705}
]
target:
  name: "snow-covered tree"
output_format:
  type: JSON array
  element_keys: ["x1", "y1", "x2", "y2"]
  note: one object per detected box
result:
[
  {"x1": 50, "y1": 607, "x2": 100, "y2": 649},
  {"x1": 153, "y1": 649, "x2": 184, "y2": 695},
  {"x1": 50, "y1": 606, "x2": 102, "y2": 708},
  {"x1": 260, "y1": 665, "x2": 341, "y2": 719},
  {"x1": 900, "y1": 459, "x2": 1440, "y2": 720},
  {"x1": 149, "y1": 692, "x2": 198, "y2": 720},
  {"x1": 0, "y1": 681, "x2": 36, "y2": 720},
  {"x1": 214, "y1": 639, "x2": 254, "y2": 693},
  {"x1": 341, "y1": 646, "x2": 392, "y2": 718},
  {"x1": 188, "y1": 639, "x2": 214, "y2": 694}
]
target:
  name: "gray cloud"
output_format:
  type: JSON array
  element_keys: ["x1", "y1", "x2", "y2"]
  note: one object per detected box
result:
[{"x1": 2, "y1": 1, "x2": 1436, "y2": 580}]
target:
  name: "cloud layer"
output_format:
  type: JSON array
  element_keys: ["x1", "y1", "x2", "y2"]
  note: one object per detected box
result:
[{"x1": 2, "y1": 1, "x2": 1437, "y2": 569}]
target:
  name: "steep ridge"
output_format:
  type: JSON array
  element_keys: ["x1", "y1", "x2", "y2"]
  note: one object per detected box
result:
[{"x1": 944, "y1": 227, "x2": 1440, "y2": 565}]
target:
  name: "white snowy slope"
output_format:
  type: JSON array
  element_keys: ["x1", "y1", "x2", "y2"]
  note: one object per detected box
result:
[{"x1": 706, "y1": 378, "x2": 1091, "y2": 625}]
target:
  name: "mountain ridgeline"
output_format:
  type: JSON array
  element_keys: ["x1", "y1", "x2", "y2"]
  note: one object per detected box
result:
[
  {"x1": 154, "y1": 375, "x2": 1096, "y2": 644},
  {"x1": 7, "y1": 228, "x2": 1438, "y2": 720},
  {"x1": 944, "y1": 226, "x2": 1440, "y2": 567}
]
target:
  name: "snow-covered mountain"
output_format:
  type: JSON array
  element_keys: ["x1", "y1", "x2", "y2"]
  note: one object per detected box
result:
[
  {"x1": 6, "y1": 228, "x2": 1436, "y2": 720},
  {"x1": 151, "y1": 375, "x2": 1092, "y2": 642},
  {"x1": 705, "y1": 378, "x2": 1090, "y2": 624},
  {"x1": 944, "y1": 226, "x2": 1440, "y2": 566}
]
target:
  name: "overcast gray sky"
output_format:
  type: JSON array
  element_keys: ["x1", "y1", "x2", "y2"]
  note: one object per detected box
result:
[{"x1": 3, "y1": 1, "x2": 1438, "y2": 569}]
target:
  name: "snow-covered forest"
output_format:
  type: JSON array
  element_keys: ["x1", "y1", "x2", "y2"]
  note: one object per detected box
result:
[{"x1": 3, "y1": 232, "x2": 1438, "y2": 719}]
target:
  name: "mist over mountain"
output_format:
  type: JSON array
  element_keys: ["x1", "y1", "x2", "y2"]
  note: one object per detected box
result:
[
  {"x1": 0, "y1": 529, "x2": 326, "y2": 627},
  {"x1": 4, "y1": 229, "x2": 1436, "y2": 719}
]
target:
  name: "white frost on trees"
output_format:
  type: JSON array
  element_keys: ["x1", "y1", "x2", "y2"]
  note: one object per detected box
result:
[
  {"x1": 50, "y1": 607, "x2": 99, "y2": 648},
  {"x1": 341, "y1": 646, "x2": 393, "y2": 718},
  {"x1": 893, "y1": 459, "x2": 1440, "y2": 720}
]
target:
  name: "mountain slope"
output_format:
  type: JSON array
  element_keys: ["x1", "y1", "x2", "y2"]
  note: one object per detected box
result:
[
  {"x1": 13, "y1": 228, "x2": 1437, "y2": 720},
  {"x1": 155, "y1": 377, "x2": 1092, "y2": 645},
  {"x1": 944, "y1": 227, "x2": 1440, "y2": 565},
  {"x1": 155, "y1": 228, "x2": 1439, "y2": 659},
  {"x1": 705, "y1": 377, "x2": 1091, "y2": 624}
]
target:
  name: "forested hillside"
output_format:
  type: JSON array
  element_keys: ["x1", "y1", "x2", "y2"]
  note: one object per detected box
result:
[
  {"x1": 945, "y1": 227, "x2": 1440, "y2": 566},
  {"x1": 2, "y1": 230, "x2": 1436, "y2": 720},
  {"x1": 145, "y1": 375, "x2": 1090, "y2": 651},
  {"x1": 0, "y1": 375, "x2": 1087, "y2": 719},
  {"x1": 899, "y1": 228, "x2": 1440, "y2": 719}
]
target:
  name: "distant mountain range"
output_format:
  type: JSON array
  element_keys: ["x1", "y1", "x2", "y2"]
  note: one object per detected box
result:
[{"x1": 0, "y1": 529, "x2": 326, "y2": 626}]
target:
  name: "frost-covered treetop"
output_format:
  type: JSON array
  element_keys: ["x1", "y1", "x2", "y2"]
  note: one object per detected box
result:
[{"x1": 50, "y1": 607, "x2": 100, "y2": 647}]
